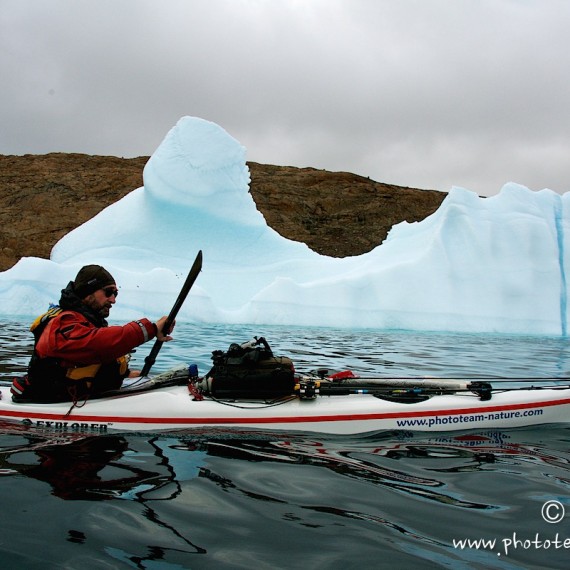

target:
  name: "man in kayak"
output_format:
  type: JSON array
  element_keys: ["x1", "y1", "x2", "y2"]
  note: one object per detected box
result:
[{"x1": 11, "y1": 264, "x2": 175, "y2": 404}]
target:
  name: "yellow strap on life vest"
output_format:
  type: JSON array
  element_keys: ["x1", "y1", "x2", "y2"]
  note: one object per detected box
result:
[
  {"x1": 65, "y1": 356, "x2": 128, "y2": 381},
  {"x1": 30, "y1": 306, "x2": 63, "y2": 332},
  {"x1": 117, "y1": 355, "x2": 129, "y2": 376},
  {"x1": 66, "y1": 363, "x2": 102, "y2": 381}
]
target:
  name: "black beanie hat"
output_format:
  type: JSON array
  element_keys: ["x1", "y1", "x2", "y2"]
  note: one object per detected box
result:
[{"x1": 73, "y1": 265, "x2": 116, "y2": 298}]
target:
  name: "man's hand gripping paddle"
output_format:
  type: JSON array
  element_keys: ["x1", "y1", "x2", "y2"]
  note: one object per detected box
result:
[{"x1": 140, "y1": 250, "x2": 203, "y2": 378}]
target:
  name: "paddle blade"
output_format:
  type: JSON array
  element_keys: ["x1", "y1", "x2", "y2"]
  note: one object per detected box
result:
[{"x1": 140, "y1": 250, "x2": 203, "y2": 378}]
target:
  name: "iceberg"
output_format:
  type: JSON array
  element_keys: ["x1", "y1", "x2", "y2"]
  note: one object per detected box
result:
[{"x1": 0, "y1": 116, "x2": 568, "y2": 336}]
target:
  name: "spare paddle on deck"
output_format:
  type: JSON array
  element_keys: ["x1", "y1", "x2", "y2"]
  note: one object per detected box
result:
[
  {"x1": 140, "y1": 250, "x2": 203, "y2": 378},
  {"x1": 299, "y1": 376, "x2": 493, "y2": 400}
]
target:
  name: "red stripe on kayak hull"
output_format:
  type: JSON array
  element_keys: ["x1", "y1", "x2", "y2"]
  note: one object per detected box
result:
[{"x1": 2, "y1": 396, "x2": 570, "y2": 426}]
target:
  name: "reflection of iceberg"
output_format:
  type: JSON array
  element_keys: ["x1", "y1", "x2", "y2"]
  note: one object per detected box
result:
[{"x1": 0, "y1": 116, "x2": 568, "y2": 335}]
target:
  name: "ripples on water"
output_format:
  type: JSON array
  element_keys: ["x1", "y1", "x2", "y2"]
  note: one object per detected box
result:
[
  {"x1": 1, "y1": 319, "x2": 570, "y2": 568},
  {"x1": 4, "y1": 319, "x2": 568, "y2": 380}
]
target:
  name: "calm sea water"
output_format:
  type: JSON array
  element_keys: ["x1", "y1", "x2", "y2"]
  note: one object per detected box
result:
[{"x1": 1, "y1": 319, "x2": 569, "y2": 569}]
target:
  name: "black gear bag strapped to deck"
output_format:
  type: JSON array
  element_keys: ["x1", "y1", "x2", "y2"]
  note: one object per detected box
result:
[{"x1": 201, "y1": 337, "x2": 296, "y2": 399}]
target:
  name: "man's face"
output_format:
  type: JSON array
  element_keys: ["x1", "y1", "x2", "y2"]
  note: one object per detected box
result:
[{"x1": 84, "y1": 285, "x2": 118, "y2": 318}]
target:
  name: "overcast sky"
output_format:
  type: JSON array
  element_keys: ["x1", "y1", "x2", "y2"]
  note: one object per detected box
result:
[{"x1": 1, "y1": 0, "x2": 569, "y2": 196}]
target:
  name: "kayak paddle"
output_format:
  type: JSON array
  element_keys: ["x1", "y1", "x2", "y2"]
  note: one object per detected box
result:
[{"x1": 140, "y1": 250, "x2": 203, "y2": 378}]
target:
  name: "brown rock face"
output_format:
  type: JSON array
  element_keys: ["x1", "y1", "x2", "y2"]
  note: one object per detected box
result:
[
  {"x1": 0, "y1": 154, "x2": 148, "y2": 271},
  {"x1": 249, "y1": 163, "x2": 445, "y2": 258},
  {"x1": 0, "y1": 153, "x2": 446, "y2": 271}
]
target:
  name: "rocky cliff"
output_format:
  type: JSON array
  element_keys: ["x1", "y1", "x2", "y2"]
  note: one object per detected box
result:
[{"x1": 0, "y1": 153, "x2": 446, "y2": 271}]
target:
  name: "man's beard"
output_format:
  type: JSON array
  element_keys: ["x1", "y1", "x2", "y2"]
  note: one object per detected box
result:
[
  {"x1": 85, "y1": 295, "x2": 111, "y2": 318},
  {"x1": 99, "y1": 305, "x2": 111, "y2": 318}
]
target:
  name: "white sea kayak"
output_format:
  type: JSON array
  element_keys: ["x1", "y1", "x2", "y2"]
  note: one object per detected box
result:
[{"x1": 1, "y1": 367, "x2": 569, "y2": 435}]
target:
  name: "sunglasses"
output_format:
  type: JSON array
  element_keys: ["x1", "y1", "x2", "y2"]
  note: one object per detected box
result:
[{"x1": 102, "y1": 287, "x2": 119, "y2": 298}]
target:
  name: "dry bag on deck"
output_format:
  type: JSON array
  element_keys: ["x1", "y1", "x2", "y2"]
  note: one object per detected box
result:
[{"x1": 202, "y1": 337, "x2": 295, "y2": 399}]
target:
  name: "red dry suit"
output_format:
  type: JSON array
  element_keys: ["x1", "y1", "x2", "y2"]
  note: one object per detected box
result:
[
  {"x1": 12, "y1": 307, "x2": 158, "y2": 403},
  {"x1": 36, "y1": 310, "x2": 156, "y2": 366}
]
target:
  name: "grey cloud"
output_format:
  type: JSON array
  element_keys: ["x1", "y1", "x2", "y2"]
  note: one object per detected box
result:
[{"x1": 1, "y1": 0, "x2": 569, "y2": 196}]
